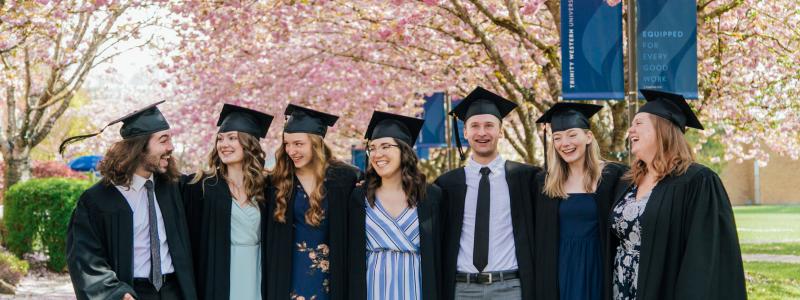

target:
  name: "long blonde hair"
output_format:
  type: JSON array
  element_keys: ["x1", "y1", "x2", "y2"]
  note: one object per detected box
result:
[
  {"x1": 623, "y1": 114, "x2": 695, "y2": 185},
  {"x1": 271, "y1": 133, "x2": 336, "y2": 226},
  {"x1": 543, "y1": 129, "x2": 604, "y2": 199},
  {"x1": 190, "y1": 132, "x2": 267, "y2": 204}
]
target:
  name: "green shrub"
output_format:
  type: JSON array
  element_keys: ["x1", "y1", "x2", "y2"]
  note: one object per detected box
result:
[
  {"x1": 3, "y1": 178, "x2": 91, "y2": 272},
  {"x1": 0, "y1": 249, "x2": 29, "y2": 286}
]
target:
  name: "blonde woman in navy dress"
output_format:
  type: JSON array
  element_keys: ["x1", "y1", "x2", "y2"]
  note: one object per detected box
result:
[
  {"x1": 532, "y1": 103, "x2": 628, "y2": 300},
  {"x1": 347, "y1": 111, "x2": 442, "y2": 300}
]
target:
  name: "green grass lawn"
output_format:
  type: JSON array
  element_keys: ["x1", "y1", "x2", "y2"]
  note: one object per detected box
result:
[
  {"x1": 733, "y1": 206, "x2": 800, "y2": 299},
  {"x1": 744, "y1": 261, "x2": 800, "y2": 299},
  {"x1": 733, "y1": 205, "x2": 800, "y2": 244}
]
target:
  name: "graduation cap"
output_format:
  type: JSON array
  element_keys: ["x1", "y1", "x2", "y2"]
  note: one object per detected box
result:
[
  {"x1": 217, "y1": 103, "x2": 274, "y2": 139},
  {"x1": 364, "y1": 111, "x2": 425, "y2": 147},
  {"x1": 639, "y1": 89, "x2": 704, "y2": 132},
  {"x1": 59, "y1": 101, "x2": 170, "y2": 155},
  {"x1": 449, "y1": 86, "x2": 518, "y2": 160},
  {"x1": 535, "y1": 102, "x2": 603, "y2": 171},
  {"x1": 535, "y1": 102, "x2": 603, "y2": 132},
  {"x1": 283, "y1": 104, "x2": 339, "y2": 137}
]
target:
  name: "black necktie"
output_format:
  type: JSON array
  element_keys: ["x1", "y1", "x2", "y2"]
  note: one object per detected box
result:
[
  {"x1": 143, "y1": 180, "x2": 163, "y2": 291},
  {"x1": 474, "y1": 167, "x2": 491, "y2": 272}
]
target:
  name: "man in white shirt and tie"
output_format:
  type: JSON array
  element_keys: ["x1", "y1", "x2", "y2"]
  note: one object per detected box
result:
[
  {"x1": 435, "y1": 87, "x2": 542, "y2": 300},
  {"x1": 64, "y1": 101, "x2": 197, "y2": 300}
]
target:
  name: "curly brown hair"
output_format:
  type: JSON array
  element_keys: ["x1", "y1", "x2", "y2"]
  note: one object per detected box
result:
[
  {"x1": 190, "y1": 132, "x2": 267, "y2": 204},
  {"x1": 364, "y1": 139, "x2": 427, "y2": 208},
  {"x1": 98, "y1": 134, "x2": 180, "y2": 187},
  {"x1": 271, "y1": 134, "x2": 338, "y2": 226}
]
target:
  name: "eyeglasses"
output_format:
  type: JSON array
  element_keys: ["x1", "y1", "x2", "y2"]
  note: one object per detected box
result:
[{"x1": 366, "y1": 144, "x2": 400, "y2": 156}]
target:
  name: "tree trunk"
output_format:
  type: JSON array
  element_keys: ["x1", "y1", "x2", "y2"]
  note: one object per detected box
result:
[{"x1": 2, "y1": 150, "x2": 32, "y2": 196}]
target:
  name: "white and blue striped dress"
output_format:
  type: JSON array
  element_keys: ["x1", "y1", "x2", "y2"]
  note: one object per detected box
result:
[{"x1": 365, "y1": 197, "x2": 422, "y2": 300}]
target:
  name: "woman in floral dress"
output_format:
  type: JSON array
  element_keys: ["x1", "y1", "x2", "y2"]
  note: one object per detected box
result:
[
  {"x1": 265, "y1": 105, "x2": 360, "y2": 300},
  {"x1": 610, "y1": 90, "x2": 745, "y2": 300}
]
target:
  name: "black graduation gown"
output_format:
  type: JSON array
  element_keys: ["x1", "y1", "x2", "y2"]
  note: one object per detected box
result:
[
  {"x1": 434, "y1": 160, "x2": 541, "y2": 300},
  {"x1": 609, "y1": 163, "x2": 746, "y2": 300},
  {"x1": 264, "y1": 163, "x2": 361, "y2": 300},
  {"x1": 347, "y1": 184, "x2": 443, "y2": 300},
  {"x1": 533, "y1": 162, "x2": 629, "y2": 300},
  {"x1": 66, "y1": 176, "x2": 198, "y2": 300},
  {"x1": 181, "y1": 175, "x2": 270, "y2": 300}
]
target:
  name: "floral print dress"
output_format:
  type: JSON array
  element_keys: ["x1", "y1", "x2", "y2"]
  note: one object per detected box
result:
[
  {"x1": 290, "y1": 184, "x2": 330, "y2": 300},
  {"x1": 610, "y1": 185, "x2": 652, "y2": 300}
]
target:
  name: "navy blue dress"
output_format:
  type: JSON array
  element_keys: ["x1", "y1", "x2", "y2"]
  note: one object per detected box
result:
[
  {"x1": 558, "y1": 193, "x2": 602, "y2": 300},
  {"x1": 290, "y1": 184, "x2": 330, "y2": 300}
]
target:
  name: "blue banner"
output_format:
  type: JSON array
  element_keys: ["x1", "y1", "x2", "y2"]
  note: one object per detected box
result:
[
  {"x1": 561, "y1": 0, "x2": 624, "y2": 100},
  {"x1": 351, "y1": 146, "x2": 367, "y2": 171},
  {"x1": 418, "y1": 93, "x2": 447, "y2": 147},
  {"x1": 637, "y1": 0, "x2": 698, "y2": 98}
]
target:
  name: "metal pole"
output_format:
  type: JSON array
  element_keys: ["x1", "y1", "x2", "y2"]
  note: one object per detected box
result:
[
  {"x1": 626, "y1": 0, "x2": 638, "y2": 164},
  {"x1": 444, "y1": 92, "x2": 453, "y2": 171},
  {"x1": 754, "y1": 160, "x2": 761, "y2": 205}
]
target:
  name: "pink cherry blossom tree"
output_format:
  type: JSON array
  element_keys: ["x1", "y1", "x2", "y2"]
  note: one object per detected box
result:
[
  {"x1": 0, "y1": 0, "x2": 159, "y2": 190},
  {"x1": 155, "y1": 0, "x2": 799, "y2": 167}
]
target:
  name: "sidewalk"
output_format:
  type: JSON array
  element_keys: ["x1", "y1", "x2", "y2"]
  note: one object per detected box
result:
[
  {"x1": 742, "y1": 253, "x2": 800, "y2": 264},
  {"x1": 0, "y1": 272, "x2": 74, "y2": 299}
]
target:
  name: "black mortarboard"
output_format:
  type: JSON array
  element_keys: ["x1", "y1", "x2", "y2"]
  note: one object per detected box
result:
[
  {"x1": 639, "y1": 89, "x2": 704, "y2": 132},
  {"x1": 283, "y1": 104, "x2": 339, "y2": 137},
  {"x1": 448, "y1": 86, "x2": 518, "y2": 160},
  {"x1": 535, "y1": 102, "x2": 603, "y2": 132},
  {"x1": 364, "y1": 111, "x2": 425, "y2": 147},
  {"x1": 450, "y1": 86, "x2": 518, "y2": 121},
  {"x1": 535, "y1": 102, "x2": 603, "y2": 171},
  {"x1": 59, "y1": 101, "x2": 170, "y2": 155},
  {"x1": 217, "y1": 103, "x2": 274, "y2": 139}
]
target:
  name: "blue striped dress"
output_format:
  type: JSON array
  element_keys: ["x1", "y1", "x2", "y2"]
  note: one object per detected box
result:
[{"x1": 365, "y1": 197, "x2": 421, "y2": 300}]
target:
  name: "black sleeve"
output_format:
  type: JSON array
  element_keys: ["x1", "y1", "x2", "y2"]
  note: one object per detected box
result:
[
  {"x1": 66, "y1": 197, "x2": 136, "y2": 300},
  {"x1": 675, "y1": 170, "x2": 746, "y2": 299}
]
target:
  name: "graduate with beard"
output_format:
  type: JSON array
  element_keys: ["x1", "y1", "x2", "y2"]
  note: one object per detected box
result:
[
  {"x1": 62, "y1": 102, "x2": 197, "y2": 300},
  {"x1": 435, "y1": 87, "x2": 542, "y2": 300}
]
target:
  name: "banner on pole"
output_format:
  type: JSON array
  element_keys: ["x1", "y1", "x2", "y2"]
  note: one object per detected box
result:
[
  {"x1": 637, "y1": 0, "x2": 698, "y2": 98},
  {"x1": 561, "y1": 0, "x2": 625, "y2": 100},
  {"x1": 418, "y1": 93, "x2": 447, "y2": 147}
]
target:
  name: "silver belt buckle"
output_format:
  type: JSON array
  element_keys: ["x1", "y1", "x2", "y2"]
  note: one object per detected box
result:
[{"x1": 482, "y1": 272, "x2": 493, "y2": 284}]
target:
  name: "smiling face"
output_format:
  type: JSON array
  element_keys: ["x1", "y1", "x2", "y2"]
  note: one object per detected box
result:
[
  {"x1": 141, "y1": 129, "x2": 174, "y2": 174},
  {"x1": 367, "y1": 137, "x2": 402, "y2": 178},
  {"x1": 552, "y1": 128, "x2": 593, "y2": 165},
  {"x1": 283, "y1": 132, "x2": 314, "y2": 170},
  {"x1": 628, "y1": 113, "x2": 658, "y2": 164},
  {"x1": 216, "y1": 131, "x2": 245, "y2": 165},
  {"x1": 464, "y1": 114, "x2": 503, "y2": 160}
]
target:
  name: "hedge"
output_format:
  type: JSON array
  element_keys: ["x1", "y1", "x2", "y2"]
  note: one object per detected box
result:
[{"x1": 3, "y1": 178, "x2": 91, "y2": 272}]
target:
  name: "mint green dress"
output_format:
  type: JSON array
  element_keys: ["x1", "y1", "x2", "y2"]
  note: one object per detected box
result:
[{"x1": 230, "y1": 198, "x2": 262, "y2": 300}]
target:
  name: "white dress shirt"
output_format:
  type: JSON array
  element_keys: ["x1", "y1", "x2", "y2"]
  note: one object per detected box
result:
[
  {"x1": 115, "y1": 174, "x2": 175, "y2": 278},
  {"x1": 457, "y1": 155, "x2": 518, "y2": 273}
]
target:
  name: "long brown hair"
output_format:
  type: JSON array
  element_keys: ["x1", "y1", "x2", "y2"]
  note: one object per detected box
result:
[
  {"x1": 98, "y1": 134, "x2": 179, "y2": 187},
  {"x1": 543, "y1": 129, "x2": 604, "y2": 199},
  {"x1": 364, "y1": 139, "x2": 427, "y2": 208},
  {"x1": 190, "y1": 132, "x2": 267, "y2": 204},
  {"x1": 271, "y1": 133, "x2": 337, "y2": 226},
  {"x1": 623, "y1": 114, "x2": 695, "y2": 185}
]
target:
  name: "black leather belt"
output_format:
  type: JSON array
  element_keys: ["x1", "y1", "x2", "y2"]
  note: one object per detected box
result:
[
  {"x1": 455, "y1": 270, "x2": 519, "y2": 284},
  {"x1": 133, "y1": 273, "x2": 176, "y2": 286}
]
